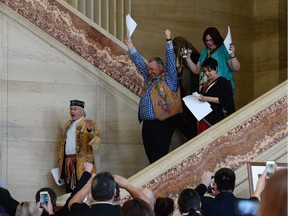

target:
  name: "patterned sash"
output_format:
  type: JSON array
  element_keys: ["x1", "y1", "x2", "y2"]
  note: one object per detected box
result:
[{"x1": 65, "y1": 154, "x2": 76, "y2": 190}]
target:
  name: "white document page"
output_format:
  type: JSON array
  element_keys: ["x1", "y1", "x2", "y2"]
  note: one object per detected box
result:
[
  {"x1": 51, "y1": 168, "x2": 65, "y2": 186},
  {"x1": 224, "y1": 26, "x2": 232, "y2": 54},
  {"x1": 126, "y1": 14, "x2": 137, "y2": 37},
  {"x1": 182, "y1": 92, "x2": 212, "y2": 121}
]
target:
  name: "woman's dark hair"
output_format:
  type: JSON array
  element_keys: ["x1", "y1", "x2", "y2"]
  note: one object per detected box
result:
[
  {"x1": 201, "y1": 57, "x2": 218, "y2": 71},
  {"x1": 173, "y1": 36, "x2": 199, "y2": 55},
  {"x1": 202, "y1": 27, "x2": 224, "y2": 48},
  {"x1": 121, "y1": 198, "x2": 155, "y2": 216},
  {"x1": 178, "y1": 189, "x2": 202, "y2": 216},
  {"x1": 172, "y1": 36, "x2": 200, "y2": 68},
  {"x1": 154, "y1": 197, "x2": 174, "y2": 216}
]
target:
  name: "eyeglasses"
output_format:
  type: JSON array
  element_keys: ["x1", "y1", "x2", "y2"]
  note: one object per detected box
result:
[
  {"x1": 202, "y1": 67, "x2": 213, "y2": 73},
  {"x1": 70, "y1": 107, "x2": 82, "y2": 111},
  {"x1": 205, "y1": 39, "x2": 213, "y2": 43}
]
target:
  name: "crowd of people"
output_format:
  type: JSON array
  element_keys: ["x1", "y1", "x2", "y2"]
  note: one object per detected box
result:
[
  {"x1": 0, "y1": 164, "x2": 286, "y2": 216},
  {"x1": 0, "y1": 27, "x2": 284, "y2": 216}
]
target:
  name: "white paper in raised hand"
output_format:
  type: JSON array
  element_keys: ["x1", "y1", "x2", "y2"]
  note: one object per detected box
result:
[
  {"x1": 126, "y1": 14, "x2": 137, "y2": 37},
  {"x1": 51, "y1": 168, "x2": 65, "y2": 186},
  {"x1": 224, "y1": 26, "x2": 232, "y2": 54},
  {"x1": 182, "y1": 92, "x2": 212, "y2": 121}
]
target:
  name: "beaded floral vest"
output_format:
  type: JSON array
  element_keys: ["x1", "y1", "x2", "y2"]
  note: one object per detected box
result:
[{"x1": 150, "y1": 74, "x2": 183, "y2": 120}]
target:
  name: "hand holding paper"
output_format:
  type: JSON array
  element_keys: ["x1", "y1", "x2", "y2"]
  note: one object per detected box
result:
[
  {"x1": 51, "y1": 168, "x2": 64, "y2": 186},
  {"x1": 182, "y1": 92, "x2": 212, "y2": 121},
  {"x1": 126, "y1": 14, "x2": 137, "y2": 37},
  {"x1": 224, "y1": 26, "x2": 232, "y2": 54}
]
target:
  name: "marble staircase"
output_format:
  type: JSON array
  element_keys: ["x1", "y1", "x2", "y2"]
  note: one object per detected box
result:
[{"x1": 0, "y1": 1, "x2": 287, "y2": 210}]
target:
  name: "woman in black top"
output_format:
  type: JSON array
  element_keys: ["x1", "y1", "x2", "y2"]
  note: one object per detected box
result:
[{"x1": 198, "y1": 57, "x2": 235, "y2": 133}]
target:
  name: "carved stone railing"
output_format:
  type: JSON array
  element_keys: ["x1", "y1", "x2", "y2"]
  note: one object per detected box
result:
[{"x1": 121, "y1": 80, "x2": 287, "y2": 204}]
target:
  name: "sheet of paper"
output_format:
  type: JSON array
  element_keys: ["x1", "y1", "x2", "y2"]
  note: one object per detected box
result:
[
  {"x1": 126, "y1": 14, "x2": 137, "y2": 37},
  {"x1": 224, "y1": 26, "x2": 232, "y2": 54},
  {"x1": 182, "y1": 92, "x2": 212, "y2": 121},
  {"x1": 51, "y1": 168, "x2": 65, "y2": 186}
]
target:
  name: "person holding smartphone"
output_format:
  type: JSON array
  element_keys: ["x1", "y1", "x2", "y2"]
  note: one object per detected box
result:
[
  {"x1": 193, "y1": 168, "x2": 265, "y2": 216},
  {"x1": 0, "y1": 162, "x2": 95, "y2": 216}
]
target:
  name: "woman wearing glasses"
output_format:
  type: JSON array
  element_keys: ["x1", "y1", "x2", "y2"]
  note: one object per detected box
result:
[{"x1": 185, "y1": 27, "x2": 240, "y2": 94}]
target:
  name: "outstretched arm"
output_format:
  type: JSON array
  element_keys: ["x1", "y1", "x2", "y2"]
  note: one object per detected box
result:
[
  {"x1": 251, "y1": 171, "x2": 266, "y2": 200},
  {"x1": 164, "y1": 29, "x2": 179, "y2": 92},
  {"x1": 113, "y1": 174, "x2": 150, "y2": 204},
  {"x1": 124, "y1": 36, "x2": 149, "y2": 81},
  {"x1": 186, "y1": 57, "x2": 201, "y2": 75},
  {"x1": 68, "y1": 172, "x2": 95, "y2": 211},
  {"x1": 195, "y1": 171, "x2": 213, "y2": 197}
]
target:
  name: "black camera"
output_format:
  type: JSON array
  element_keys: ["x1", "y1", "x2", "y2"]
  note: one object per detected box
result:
[
  {"x1": 180, "y1": 47, "x2": 188, "y2": 58},
  {"x1": 207, "y1": 176, "x2": 215, "y2": 194}
]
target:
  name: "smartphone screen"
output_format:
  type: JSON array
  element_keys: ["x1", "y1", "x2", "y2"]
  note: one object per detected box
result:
[
  {"x1": 235, "y1": 199, "x2": 259, "y2": 216},
  {"x1": 266, "y1": 161, "x2": 276, "y2": 180},
  {"x1": 40, "y1": 191, "x2": 49, "y2": 206}
]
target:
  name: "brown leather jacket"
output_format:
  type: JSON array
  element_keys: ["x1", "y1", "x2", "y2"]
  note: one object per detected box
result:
[{"x1": 58, "y1": 117, "x2": 100, "y2": 180}]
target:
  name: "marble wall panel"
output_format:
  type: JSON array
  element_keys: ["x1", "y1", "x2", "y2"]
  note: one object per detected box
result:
[
  {"x1": 254, "y1": 0, "x2": 284, "y2": 98},
  {"x1": 0, "y1": 12, "x2": 146, "y2": 201},
  {"x1": 0, "y1": 0, "x2": 144, "y2": 96},
  {"x1": 103, "y1": 143, "x2": 149, "y2": 177}
]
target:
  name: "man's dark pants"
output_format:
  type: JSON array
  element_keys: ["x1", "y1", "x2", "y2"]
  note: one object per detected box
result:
[{"x1": 142, "y1": 114, "x2": 180, "y2": 163}]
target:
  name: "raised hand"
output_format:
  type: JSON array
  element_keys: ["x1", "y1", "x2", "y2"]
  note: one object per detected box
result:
[
  {"x1": 165, "y1": 29, "x2": 172, "y2": 40},
  {"x1": 124, "y1": 35, "x2": 134, "y2": 49},
  {"x1": 83, "y1": 162, "x2": 93, "y2": 173},
  {"x1": 85, "y1": 119, "x2": 93, "y2": 132},
  {"x1": 113, "y1": 174, "x2": 129, "y2": 188}
]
